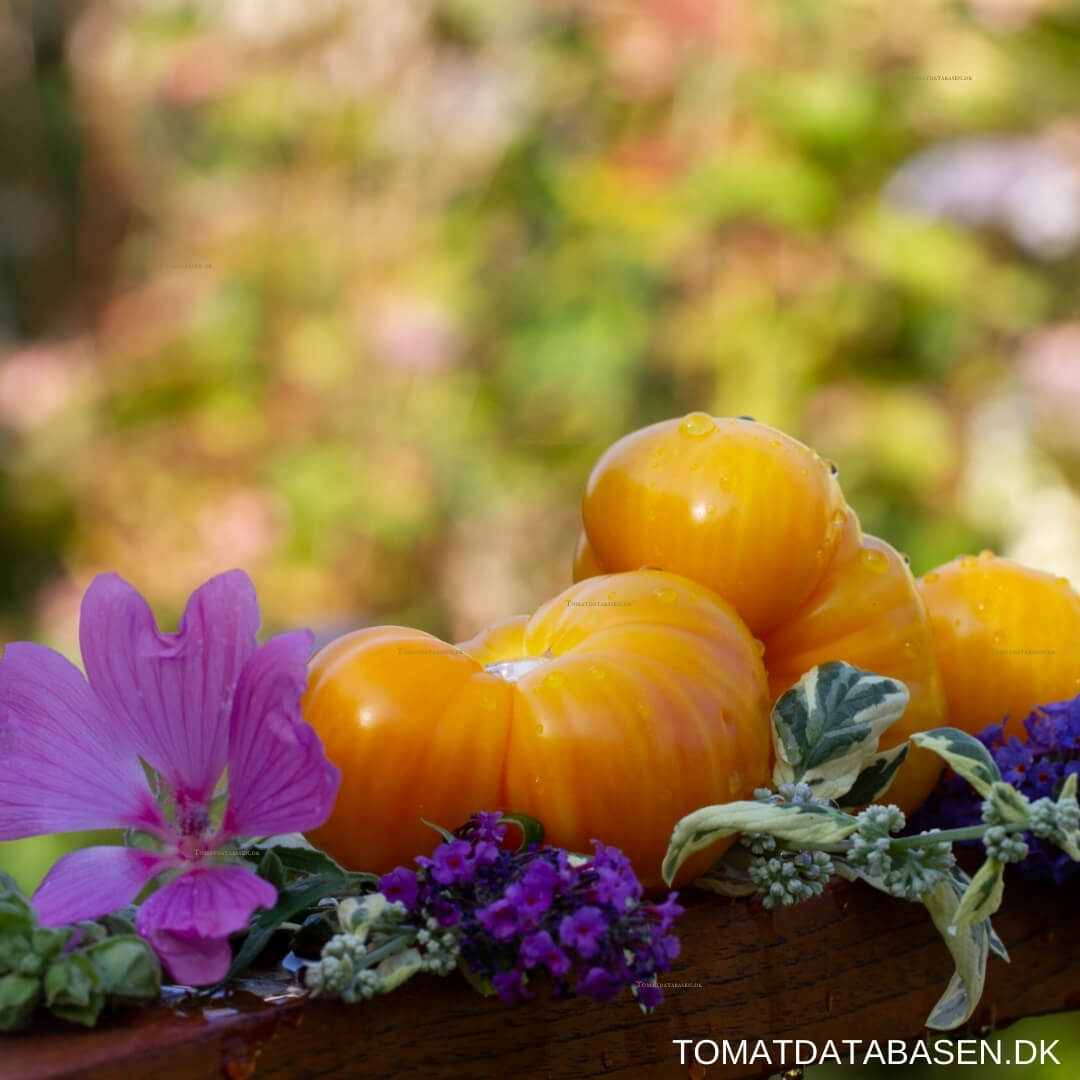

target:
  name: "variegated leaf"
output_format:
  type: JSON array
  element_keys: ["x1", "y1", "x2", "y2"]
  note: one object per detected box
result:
[
  {"x1": 837, "y1": 742, "x2": 911, "y2": 809},
  {"x1": 662, "y1": 800, "x2": 857, "y2": 885},
  {"x1": 950, "y1": 858, "x2": 1005, "y2": 933},
  {"x1": 910, "y1": 728, "x2": 1001, "y2": 796},
  {"x1": 691, "y1": 846, "x2": 758, "y2": 898},
  {"x1": 922, "y1": 868, "x2": 997, "y2": 1030},
  {"x1": 985, "y1": 782, "x2": 1030, "y2": 825},
  {"x1": 771, "y1": 662, "x2": 910, "y2": 799},
  {"x1": 376, "y1": 946, "x2": 423, "y2": 993}
]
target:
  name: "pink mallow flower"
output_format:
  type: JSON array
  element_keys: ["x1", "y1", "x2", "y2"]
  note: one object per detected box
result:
[{"x1": 0, "y1": 570, "x2": 341, "y2": 985}]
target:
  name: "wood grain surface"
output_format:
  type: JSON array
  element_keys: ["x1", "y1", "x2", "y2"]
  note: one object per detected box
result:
[{"x1": 4, "y1": 878, "x2": 1078, "y2": 1080}]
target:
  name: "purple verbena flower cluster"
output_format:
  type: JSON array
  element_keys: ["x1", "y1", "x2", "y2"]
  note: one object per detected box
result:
[
  {"x1": 909, "y1": 696, "x2": 1080, "y2": 885},
  {"x1": 377, "y1": 813, "x2": 683, "y2": 1008}
]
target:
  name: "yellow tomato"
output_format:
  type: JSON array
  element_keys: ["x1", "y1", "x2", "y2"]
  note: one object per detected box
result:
[
  {"x1": 762, "y1": 513, "x2": 948, "y2": 813},
  {"x1": 917, "y1": 553, "x2": 1080, "y2": 739},
  {"x1": 304, "y1": 570, "x2": 772, "y2": 888},
  {"x1": 579, "y1": 414, "x2": 849, "y2": 636}
]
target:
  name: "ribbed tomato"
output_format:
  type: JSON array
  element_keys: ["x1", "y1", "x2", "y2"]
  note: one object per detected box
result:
[
  {"x1": 762, "y1": 512, "x2": 948, "y2": 813},
  {"x1": 917, "y1": 553, "x2": 1080, "y2": 739},
  {"x1": 303, "y1": 570, "x2": 771, "y2": 888},
  {"x1": 579, "y1": 414, "x2": 849, "y2": 636}
]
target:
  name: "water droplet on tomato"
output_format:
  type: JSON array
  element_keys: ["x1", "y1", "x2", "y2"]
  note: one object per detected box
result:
[
  {"x1": 535, "y1": 723, "x2": 545, "y2": 735},
  {"x1": 654, "y1": 586, "x2": 678, "y2": 604},
  {"x1": 824, "y1": 459, "x2": 839, "y2": 476},
  {"x1": 859, "y1": 548, "x2": 889, "y2": 574},
  {"x1": 589, "y1": 665, "x2": 605, "y2": 680},
  {"x1": 903, "y1": 641, "x2": 917, "y2": 658},
  {"x1": 679, "y1": 412, "x2": 716, "y2": 438},
  {"x1": 607, "y1": 591, "x2": 617, "y2": 601},
  {"x1": 992, "y1": 632, "x2": 1004, "y2": 645},
  {"x1": 923, "y1": 571, "x2": 939, "y2": 584},
  {"x1": 544, "y1": 672, "x2": 566, "y2": 689},
  {"x1": 831, "y1": 510, "x2": 846, "y2": 528},
  {"x1": 728, "y1": 771, "x2": 742, "y2": 795},
  {"x1": 637, "y1": 701, "x2": 651, "y2": 717},
  {"x1": 978, "y1": 549, "x2": 994, "y2": 561},
  {"x1": 737, "y1": 414, "x2": 756, "y2": 421},
  {"x1": 960, "y1": 555, "x2": 977, "y2": 569},
  {"x1": 769, "y1": 438, "x2": 783, "y2": 449}
]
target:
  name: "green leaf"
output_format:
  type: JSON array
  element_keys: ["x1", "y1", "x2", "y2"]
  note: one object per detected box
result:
[
  {"x1": 221, "y1": 871, "x2": 346, "y2": 984},
  {"x1": 985, "y1": 783, "x2": 1030, "y2": 825},
  {"x1": 421, "y1": 819, "x2": 457, "y2": 844},
  {"x1": 837, "y1": 743, "x2": 911, "y2": 809},
  {"x1": 922, "y1": 868, "x2": 997, "y2": 1030},
  {"x1": 499, "y1": 812, "x2": 546, "y2": 850},
  {"x1": 0, "y1": 875, "x2": 36, "y2": 935},
  {"x1": 252, "y1": 842, "x2": 356, "y2": 882},
  {"x1": 0, "y1": 973, "x2": 41, "y2": 1032},
  {"x1": 663, "y1": 800, "x2": 857, "y2": 885},
  {"x1": 85, "y1": 937, "x2": 162, "y2": 1005},
  {"x1": 458, "y1": 957, "x2": 496, "y2": 997},
  {"x1": 691, "y1": 847, "x2": 759, "y2": 898},
  {"x1": 771, "y1": 662, "x2": 910, "y2": 799},
  {"x1": 910, "y1": 728, "x2": 1002, "y2": 796},
  {"x1": 950, "y1": 859, "x2": 1005, "y2": 933},
  {"x1": 44, "y1": 952, "x2": 105, "y2": 1027},
  {"x1": 375, "y1": 946, "x2": 423, "y2": 993}
]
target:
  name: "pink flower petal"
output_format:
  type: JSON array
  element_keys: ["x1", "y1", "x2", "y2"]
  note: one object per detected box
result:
[
  {"x1": 0, "y1": 643, "x2": 167, "y2": 839},
  {"x1": 222, "y1": 630, "x2": 341, "y2": 837},
  {"x1": 33, "y1": 846, "x2": 172, "y2": 927},
  {"x1": 135, "y1": 865, "x2": 277, "y2": 985},
  {"x1": 80, "y1": 571, "x2": 259, "y2": 803}
]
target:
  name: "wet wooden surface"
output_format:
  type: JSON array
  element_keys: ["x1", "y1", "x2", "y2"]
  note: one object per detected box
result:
[{"x1": 5, "y1": 878, "x2": 1079, "y2": 1080}]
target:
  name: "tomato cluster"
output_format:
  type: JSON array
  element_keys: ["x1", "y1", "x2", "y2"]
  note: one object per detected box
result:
[{"x1": 303, "y1": 413, "x2": 1080, "y2": 884}]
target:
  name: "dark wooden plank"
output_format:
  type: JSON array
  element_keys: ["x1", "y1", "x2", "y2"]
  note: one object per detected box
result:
[{"x1": 4, "y1": 879, "x2": 1078, "y2": 1080}]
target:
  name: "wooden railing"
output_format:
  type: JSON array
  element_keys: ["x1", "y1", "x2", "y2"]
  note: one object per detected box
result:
[{"x1": 6, "y1": 878, "x2": 1078, "y2": 1080}]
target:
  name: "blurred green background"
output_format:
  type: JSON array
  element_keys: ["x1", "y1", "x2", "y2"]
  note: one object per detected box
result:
[{"x1": 1, "y1": 0, "x2": 1079, "y2": 1068}]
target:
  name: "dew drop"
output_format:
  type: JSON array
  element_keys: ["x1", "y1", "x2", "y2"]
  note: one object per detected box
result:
[
  {"x1": 769, "y1": 438, "x2": 783, "y2": 449},
  {"x1": 737, "y1": 414, "x2": 756, "y2": 421},
  {"x1": 607, "y1": 591, "x2": 617, "y2": 601},
  {"x1": 923, "y1": 571, "x2": 940, "y2": 584},
  {"x1": 859, "y1": 548, "x2": 889, "y2": 574},
  {"x1": 960, "y1": 555, "x2": 977, "y2": 569},
  {"x1": 679, "y1": 412, "x2": 716, "y2": 438},
  {"x1": 903, "y1": 640, "x2": 917, "y2": 659},
  {"x1": 535, "y1": 722, "x2": 545, "y2": 735},
  {"x1": 978, "y1": 549, "x2": 994, "y2": 561},
  {"x1": 728, "y1": 771, "x2": 742, "y2": 795},
  {"x1": 655, "y1": 586, "x2": 678, "y2": 604},
  {"x1": 543, "y1": 671, "x2": 566, "y2": 690},
  {"x1": 901, "y1": 552, "x2": 910, "y2": 566},
  {"x1": 831, "y1": 510, "x2": 847, "y2": 528},
  {"x1": 992, "y1": 632, "x2": 1003, "y2": 645},
  {"x1": 637, "y1": 701, "x2": 651, "y2": 717},
  {"x1": 825, "y1": 459, "x2": 839, "y2": 476},
  {"x1": 589, "y1": 665, "x2": 606, "y2": 680}
]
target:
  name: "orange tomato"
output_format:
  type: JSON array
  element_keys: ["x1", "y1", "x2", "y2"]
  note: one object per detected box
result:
[
  {"x1": 917, "y1": 553, "x2": 1080, "y2": 739},
  {"x1": 303, "y1": 570, "x2": 771, "y2": 888},
  {"x1": 762, "y1": 512, "x2": 948, "y2": 813},
  {"x1": 579, "y1": 414, "x2": 849, "y2": 636}
]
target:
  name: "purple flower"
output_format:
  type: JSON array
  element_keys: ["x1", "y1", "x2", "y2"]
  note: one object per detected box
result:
[
  {"x1": 558, "y1": 906, "x2": 607, "y2": 958},
  {"x1": 476, "y1": 898, "x2": 518, "y2": 942},
  {"x1": 493, "y1": 968, "x2": 533, "y2": 1003},
  {"x1": 651, "y1": 892, "x2": 684, "y2": 933},
  {"x1": 576, "y1": 965, "x2": 621, "y2": 1001},
  {"x1": 997, "y1": 736, "x2": 1034, "y2": 786},
  {"x1": 429, "y1": 841, "x2": 476, "y2": 886},
  {"x1": 379, "y1": 867, "x2": 419, "y2": 910},
  {"x1": 504, "y1": 873, "x2": 554, "y2": 928},
  {"x1": 520, "y1": 930, "x2": 570, "y2": 977},
  {"x1": 635, "y1": 981, "x2": 665, "y2": 1009},
  {"x1": 0, "y1": 571, "x2": 341, "y2": 985}
]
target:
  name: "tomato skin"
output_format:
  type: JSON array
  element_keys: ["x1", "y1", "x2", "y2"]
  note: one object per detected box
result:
[
  {"x1": 304, "y1": 570, "x2": 771, "y2": 888},
  {"x1": 762, "y1": 514, "x2": 948, "y2": 813},
  {"x1": 580, "y1": 414, "x2": 849, "y2": 636},
  {"x1": 917, "y1": 553, "x2": 1080, "y2": 740}
]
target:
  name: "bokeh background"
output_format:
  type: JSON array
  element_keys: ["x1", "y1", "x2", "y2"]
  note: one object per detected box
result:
[{"x1": 2, "y1": 0, "x2": 1080, "y2": 1071}]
